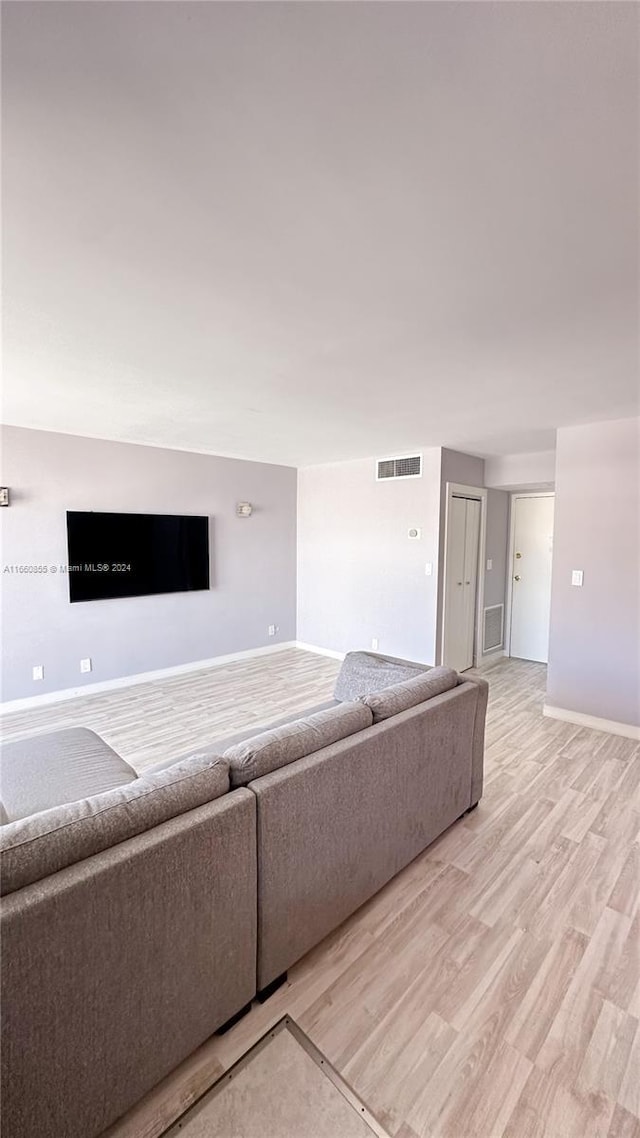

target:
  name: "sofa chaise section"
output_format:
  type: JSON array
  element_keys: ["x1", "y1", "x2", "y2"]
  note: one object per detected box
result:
[{"x1": 0, "y1": 726, "x2": 137, "y2": 822}]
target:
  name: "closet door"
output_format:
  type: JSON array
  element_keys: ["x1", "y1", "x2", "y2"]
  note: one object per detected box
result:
[
  {"x1": 443, "y1": 496, "x2": 480, "y2": 672},
  {"x1": 461, "y1": 498, "x2": 481, "y2": 670}
]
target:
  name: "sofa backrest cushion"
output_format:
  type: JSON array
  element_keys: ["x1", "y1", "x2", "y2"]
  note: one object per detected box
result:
[
  {"x1": 0, "y1": 754, "x2": 229, "y2": 895},
  {"x1": 224, "y1": 703, "x2": 373, "y2": 788},
  {"x1": 334, "y1": 651, "x2": 426, "y2": 702},
  {"x1": 146, "y1": 700, "x2": 341, "y2": 776},
  {"x1": 360, "y1": 667, "x2": 459, "y2": 723}
]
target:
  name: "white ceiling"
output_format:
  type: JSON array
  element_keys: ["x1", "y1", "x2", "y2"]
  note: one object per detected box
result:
[{"x1": 2, "y1": 2, "x2": 638, "y2": 467}]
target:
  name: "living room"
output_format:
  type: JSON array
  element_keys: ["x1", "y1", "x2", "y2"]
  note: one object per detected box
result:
[{"x1": 1, "y1": 3, "x2": 639, "y2": 1137}]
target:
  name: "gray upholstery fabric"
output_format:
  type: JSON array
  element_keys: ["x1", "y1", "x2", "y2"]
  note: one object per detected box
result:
[
  {"x1": 0, "y1": 647, "x2": 488, "y2": 1138},
  {"x1": 210, "y1": 699, "x2": 340, "y2": 753},
  {"x1": 252, "y1": 683, "x2": 479, "y2": 989},
  {"x1": 334, "y1": 650, "x2": 426, "y2": 701},
  {"x1": 1, "y1": 791, "x2": 257, "y2": 1138},
  {"x1": 145, "y1": 747, "x2": 224, "y2": 776},
  {"x1": 358, "y1": 651, "x2": 432, "y2": 671},
  {"x1": 361, "y1": 666, "x2": 459, "y2": 722},
  {"x1": 464, "y1": 674, "x2": 489, "y2": 805},
  {"x1": 0, "y1": 753, "x2": 229, "y2": 895},
  {"x1": 224, "y1": 703, "x2": 373, "y2": 789},
  {"x1": 0, "y1": 727, "x2": 137, "y2": 822},
  {"x1": 146, "y1": 699, "x2": 339, "y2": 775}
]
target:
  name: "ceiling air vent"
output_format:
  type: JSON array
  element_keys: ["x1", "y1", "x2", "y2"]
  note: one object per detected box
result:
[{"x1": 376, "y1": 454, "x2": 422, "y2": 481}]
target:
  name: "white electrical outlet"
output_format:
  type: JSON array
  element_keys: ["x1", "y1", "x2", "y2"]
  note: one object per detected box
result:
[
  {"x1": 268, "y1": 624, "x2": 277, "y2": 636},
  {"x1": 371, "y1": 637, "x2": 379, "y2": 650},
  {"x1": 32, "y1": 665, "x2": 44, "y2": 681},
  {"x1": 425, "y1": 562, "x2": 433, "y2": 576},
  {"x1": 80, "y1": 657, "x2": 92, "y2": 674},
  {"x1": 571, "y1": 569, "x2": 584, "y2": 587}
]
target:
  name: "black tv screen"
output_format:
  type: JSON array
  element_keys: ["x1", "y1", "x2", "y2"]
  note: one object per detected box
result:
[{"x1": 66, "y1": 511, "x2": 210, "y2": 603}]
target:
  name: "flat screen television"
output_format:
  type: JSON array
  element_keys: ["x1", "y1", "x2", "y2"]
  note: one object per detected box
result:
[{"x1": 66, "y1": 511, "x2": 210, "y2": 603}]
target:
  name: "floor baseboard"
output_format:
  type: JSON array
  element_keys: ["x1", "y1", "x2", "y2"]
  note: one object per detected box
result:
[
  {"x1": 543, "y1": 703, "x2": 640, "y2": 741},
  {"x1": 0, "y1": 642, "x2": 298, "y2": 715},
  {"x1": 474, "y1": 650, "x2": 507, "y2": 670},
  {"x1": 294, "y1": 641, "x2": 346, "y2": 661}
]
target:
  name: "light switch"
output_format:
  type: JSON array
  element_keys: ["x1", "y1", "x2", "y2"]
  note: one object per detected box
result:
[
  {"x1": 571, "y1": 570, "x2": 584, "y2": 587},
  {"x1": 486, "y1": 559, "x2": 493, "y2": 571},
  {"x1": 425, "y1": 562, "x2": 433, "y2": 576}
]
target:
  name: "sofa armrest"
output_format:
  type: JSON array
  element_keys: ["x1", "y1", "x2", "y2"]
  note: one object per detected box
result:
[{"x1": 459, "y1": 674, "x2": 489, "y2": 805}]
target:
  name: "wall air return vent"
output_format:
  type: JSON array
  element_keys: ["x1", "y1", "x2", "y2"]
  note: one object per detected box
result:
[
  {"x1": 483, "y1": 604, "x2": 504, "y2": 653},
  {"x1": 376, "y1": 454, "x2": 422, "y2": 481}
]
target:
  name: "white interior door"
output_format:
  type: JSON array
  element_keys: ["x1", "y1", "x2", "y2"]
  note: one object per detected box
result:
[
  {"x1": 509, "y1": 495, "x2": 555, "y2": 663},
  {"x1": 443, "y1": 496, "x2": 481, "y2": 672}
]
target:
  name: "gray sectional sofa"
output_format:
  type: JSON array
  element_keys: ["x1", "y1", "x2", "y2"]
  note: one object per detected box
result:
[{"x1": 0, "y1": 652, "x2": 488, "y2": 1138}]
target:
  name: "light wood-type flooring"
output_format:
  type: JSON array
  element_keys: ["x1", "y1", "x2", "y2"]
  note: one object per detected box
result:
[
  {"x1": 0, "y1": 647, "x2": 341, "y2": 770},
  {"x1": 4, "y1": 649, "x2": 639, "y2": 1137}
]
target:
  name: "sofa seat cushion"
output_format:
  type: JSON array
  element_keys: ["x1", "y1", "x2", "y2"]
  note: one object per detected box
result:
[
  {"x1": 334, "y1": 651, "x2": 427, "y2": 702},
  {"x1": 0, "y1": 753, "x2": 229, "y2": 895},
  {"x1": 361, "y1": 666, "x2": 459, "y2": 723},
  {"x1": 224, "y1": 703, "x2": 373, "y2": 788},
  {"x1": 145, "y1": 700, "x2": 340, "y2": 776},
  {"x1": 0, "y1": 727, "x2": 137, "y2": 823}
]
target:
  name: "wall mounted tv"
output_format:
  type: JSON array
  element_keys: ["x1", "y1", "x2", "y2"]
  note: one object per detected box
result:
[{"x1": 66, "y1": 512, "x2": 210, "y2": 603}]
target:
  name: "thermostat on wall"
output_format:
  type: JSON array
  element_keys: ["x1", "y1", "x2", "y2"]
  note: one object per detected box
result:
[{"x1": 408, "y1": 527, "x2": 422, "y2": 540}]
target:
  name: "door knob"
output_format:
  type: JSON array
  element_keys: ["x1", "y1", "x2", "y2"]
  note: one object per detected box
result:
[
  {"x1": 515, "y1": 552, "x2": 522, "y2": 559},
  {"x1": 457, "y1": 581, "x2": 463, "y2": 586},
  {"x1": 514, "y1": 575, "x2": 521, "y2": 582}
]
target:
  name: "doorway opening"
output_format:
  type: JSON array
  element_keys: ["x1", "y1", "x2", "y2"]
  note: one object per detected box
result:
[{"x1": 506, "y1": 493, "x2": 555, "y2": 663}]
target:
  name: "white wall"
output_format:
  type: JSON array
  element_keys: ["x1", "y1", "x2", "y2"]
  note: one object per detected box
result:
[
  {"x1": 1, "y1": 426, "x2": 297, "y2": 701},
  {"x1": 297, "y1": 449, "x2": 442, "y2": 662},
  {"x1": 484, "y1": 489, "x2": 510, "y2": 610},
  {"x1": 482, "y1": 489, "x2": 507, "y2": 660},
  {"x1": 485, "y1": 449, "x2": 556, "y2": 491},
  {"x1": 546, "y1": 418, "x2": 639, "y2": 729},
  {"x1": 298, "y1": 446, "x2": 510, "y2": 667}
]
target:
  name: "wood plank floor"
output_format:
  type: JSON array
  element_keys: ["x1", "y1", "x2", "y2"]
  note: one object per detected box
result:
[
  {"x1": 5, "y1": 650, "x2": 638, "y2": 1137},
  {"x1": 0, "y1": 647, "x2": 340, "y2": 770}
]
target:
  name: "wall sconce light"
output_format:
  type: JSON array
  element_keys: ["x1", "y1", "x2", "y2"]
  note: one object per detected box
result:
[
  {"x1": 236, "y1": 502, "x2": 253, "y2": 518},
  {"x1": 0, "y1": 488, "x2": 9, "y2": 507}
]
